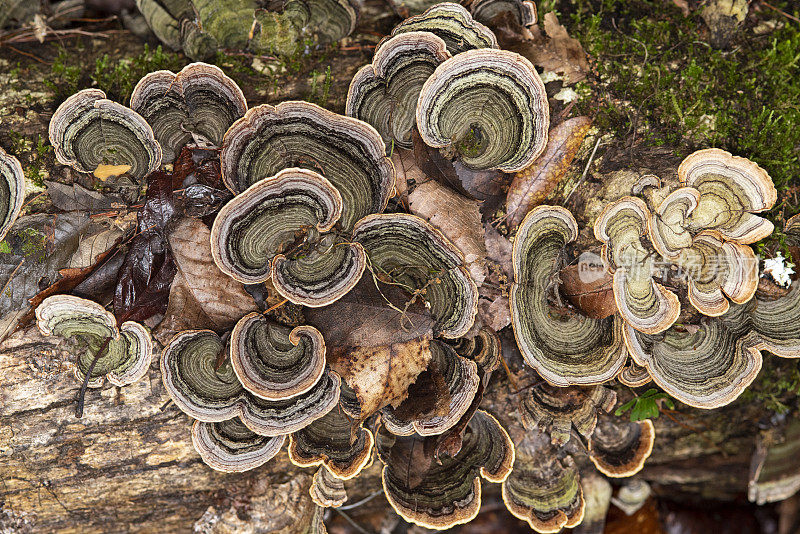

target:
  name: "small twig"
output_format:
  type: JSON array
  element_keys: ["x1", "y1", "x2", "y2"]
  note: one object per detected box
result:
[
  {"x1": 762, "y1": 1, "x2": 800, "y2": 23},
  {"x1": 75, "y1": 335, "x2": 113, "y2": 418},
  {"x1": 0, "y1": 259, "x2": 25, "y2": 298},
  {"x1": 264, "y1": 298, "x2": 289, "y2": 314},
  {"x1": 337, "y1": 489, "x2": 384, "y2": 511},
  {"x1": 5, "y1": 45, "x2": 48, "y2": 64},
  {"x1": 564, "y1": 136, "x2": 602, "y2": 203}
]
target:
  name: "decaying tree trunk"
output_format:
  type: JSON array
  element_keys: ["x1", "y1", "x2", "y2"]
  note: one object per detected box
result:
[{"x1": 0, "y1": 321, "x2": 776, "y2": 533}]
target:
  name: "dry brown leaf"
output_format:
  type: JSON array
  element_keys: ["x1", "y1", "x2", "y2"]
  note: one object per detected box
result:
[
  {"x1": 409, "y1": 180, "x2": 488, "y2": 286},
  {"x1": 334, "y1": 337, "x2": 433, "y2": 419},
  {"x1": 506, "y1": 116, "x2": 592, "y2": 228},
  {"x1": 306, "y1": 276, "x2": 436, "y2": 419},
  {"x1": 155, "y1": 218, "x2": 258, "y2": 343},
  {"x1": 478, "y1": 295, "x2": 512, "y2": 331},
  {"x1": 559, "y1": 259, "x2": 616, "y2": 319},
  {"x1": 496, "y1": 11, "x2": 589, "y2": 85},
  {"x1": 484, "y1": 223, "x2": 513, "y2": 279},
  {"x1": 69, "y1": 228, "x2": 124, "y2": 269}
]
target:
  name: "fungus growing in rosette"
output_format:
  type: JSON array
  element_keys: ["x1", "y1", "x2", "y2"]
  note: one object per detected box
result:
[
  {"x1": 386, "y1": 2, "x2": 498, "y2": 55},
  {"x1": 130, "y1": 62, "x2": 247, "y2": 162},
  {"x1": 49, "y1": 89, "x2": 162, "y2": 181},
  {"x1": 36, "y1": 295, "x2": 152, "y2": 388},
  {"x1": 588, "y1": 414, "x2": 655, "y2": 478},
  {"x1": 347, "y1": 31, "x2": 450, "y2": 148},
  {"x1": 377, "y1": 410, "x2": 514, "y2": 530},
  {"x1": 353, "y1": 213, "x2": 478, "y2": 338},
  {"x1": 160, "y1": 329, "x2": 340, "y2": 435},
  {"x1": 416, "y1": 48, "x2": 549, "y2": 172},
  {"x1": 510, "y1": 205, "x2": 627, "y2": 386},
  {"x1": 210, "y1": 168, "x2": 366, "y2": 306},
  {"x1": 220, "y1": 101, "x2": 394, "y2": 232}
]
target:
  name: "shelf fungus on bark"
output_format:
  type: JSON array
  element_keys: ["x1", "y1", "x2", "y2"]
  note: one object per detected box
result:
[
  {"x1": 130, "y1": 62, "x2": 247, "y2": 162},
  {"x1": 381, "y1": 340, "x2": 480, "y2": 436},
  {"x1": 191, "y1": 417, "x2": 286, "y2": 472},
  {"x1": 617, "y1": 360, "x2": 652, "y2": 387},
  {"x1": 220, "y1": 101, "x2": 394, "y2": 232},
  {"x1": 594, "y1": 197, "x2": 681, "y2": 334},
  {"x1": 288, "y1": 403, "x2": 374, "y2": 480},
  {"x1": 622, "y1": 318, "x2": 762, "y2": 409},
  {"x1": 416, "y1": 48, "x2": 548, "y2": 172},
  {"x1": 210, "y1": 168, "x2": 366, "y2": 306},
  {"x1": 161, "y1": 330, "x2": 340, "y2": 434},
  {"x1": 135, "y1": 0, "x2": 357, "y2": 61},
  {"x1": 377, "y1": 410, "x2": 514, "y2": 530},
  {"x1": 347, "y1": 31, "x2": 450, "y2": 149},
  {"x1": 230, "y1": 313, "x2": 327, "y2": 400},
  {"x1": 35, "y1": 295, "x2": 152, "y2": 388},
  {"x1": 677, "y1": 230, "x2": 759, "y2": 316},
  {"x1": 648, "y1": 187, "x2": 700, "y2": 260},
  {"x1": 510, "y1": 206, "x2": 627, "y2": 386},
  {"x1": 0, "y1": 147, "x2": 24, "y2": 242},
  {"x1": 501, "y1": 432, "x2": 585, "y2": 533},
  {"x1": 353, "y1": 213, "x2": 478, "y2": 338},
  {"x1": 469, "y1": 0, "x2": 537, "y2": 27},
  {"x1": 677, "y1": 148, "x2": 777, "y2": 244},
  {"x1": 588, "y1": 415, "x2": 655, "y2": 478},
  {"x1": 387, "y1": 2, "x2": 498, "y2": 55},
  {"x1": 444, "y1": 326, "x2": 501, "y2": 374},
  {"x1": 310, "y1": 466, "x2": 348, "y2": 507},
  {"x1": 519, "y1": 384, "x2": 617, "y2": 446},
  {"x1": 49, "y1": 89, "x2": 162, "y2": 181}
]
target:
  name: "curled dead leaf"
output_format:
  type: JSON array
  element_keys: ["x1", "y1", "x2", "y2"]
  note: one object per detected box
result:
[{"x1": 506, "y1": 116, "x2": 592, "y2": 228}]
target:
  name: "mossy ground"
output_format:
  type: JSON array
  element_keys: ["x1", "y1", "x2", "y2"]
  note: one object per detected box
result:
[{"x1": 554, "y1": 0, "x2": 799, "y2": 215}]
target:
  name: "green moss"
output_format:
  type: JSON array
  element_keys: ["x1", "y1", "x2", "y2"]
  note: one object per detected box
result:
[
  {"x1": 91, "y1": 44, "x2": 182, "y2": 105},
  {"x1": 563, "y1": 0, "x2": 800, "y2": 216},
  {"x1": 741, "y1": 357, "x2": 800, "y2": 415}
]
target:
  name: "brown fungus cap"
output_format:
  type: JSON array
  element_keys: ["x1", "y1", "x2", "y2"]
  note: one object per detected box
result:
[
  {"x1": 594, "y1": 197, "x2": 681, "y2": 334},
  {"x1": 444, "y1": 326, "x2": 501, "y2": 374},
  {"x1": 288, "y1": 401, "x2": 374, "y2": 480},
  {"x1": 220, "y1": 101, "x2": 394, "y2": 232},
  {"x1": 501, "y1": 431, "x2": 585, "y2": 533},
  {"x1": 588, "y1": 414, "x2": 655, "y2": 478},
  {"x1": 617, "y1": 359, "x2": 652, "y2": 388},
  {"x1": 36, "y1": 295, "x2": 152, "y2": 388},
  {"x1": 230, "y1": 313, "x2": 326, "y2": 400},
  {"x1": 377, "y1": 409, "x2": 514, "y2": 530},
  {"x1": 416, "y1": 48, "x2": 549, "y2": 173},
  {"x1": 130, "y1": 62, "x2": 247, "y2": 162},
  {"x1": 191, "y1": 418, "x2": 286, "y2": 473},
  {"x1": 519, "y1": 384, "x2": 617, "y2": 446},
  {"x1": 346, "y1": 31, "x2": 450, "y2": 149},
  {"x1": 49, "y1": 89, "x2": 162, "y2": 181},
  {"x1": 511, "y1": 205, "x2": 627, "y2": 385},
  {"x1": 470, "y1": 0, "x2": 538, "y2": 27},
  {"x1": 161, "y1": 329, "x2": 340, "y2": 434},
  {"x1": 0, "y1": 148, "x2": 24, "y2": 243},
  {"x1": 210, "y1": 167, "x2": 366, "y2": 306},
  {"x1": 310, "y1": 466, "x2": 348, "y2": 508}
]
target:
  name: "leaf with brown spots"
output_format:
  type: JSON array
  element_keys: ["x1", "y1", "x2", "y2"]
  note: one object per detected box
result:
[
  {"x1": 306, "y1": 276, "x2": 435, "y2": 419},
  {"x1": 506, "y1": 116, "x2": 592, "y2": 228}
]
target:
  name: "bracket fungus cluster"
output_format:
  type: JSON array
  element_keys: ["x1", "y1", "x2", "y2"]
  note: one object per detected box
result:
[
  {"x1": 32, "y1": 5, "x2": 800, "y2": 532},
  {"x1": 130, "y1": 62, "x2": 247, "y2": 162},
  {"x1": 136, "y1": 0, "x2": 358, "y2": 60},
  {"x1": 36, "y1": 295, "x2": 153, "y2": 388}
]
